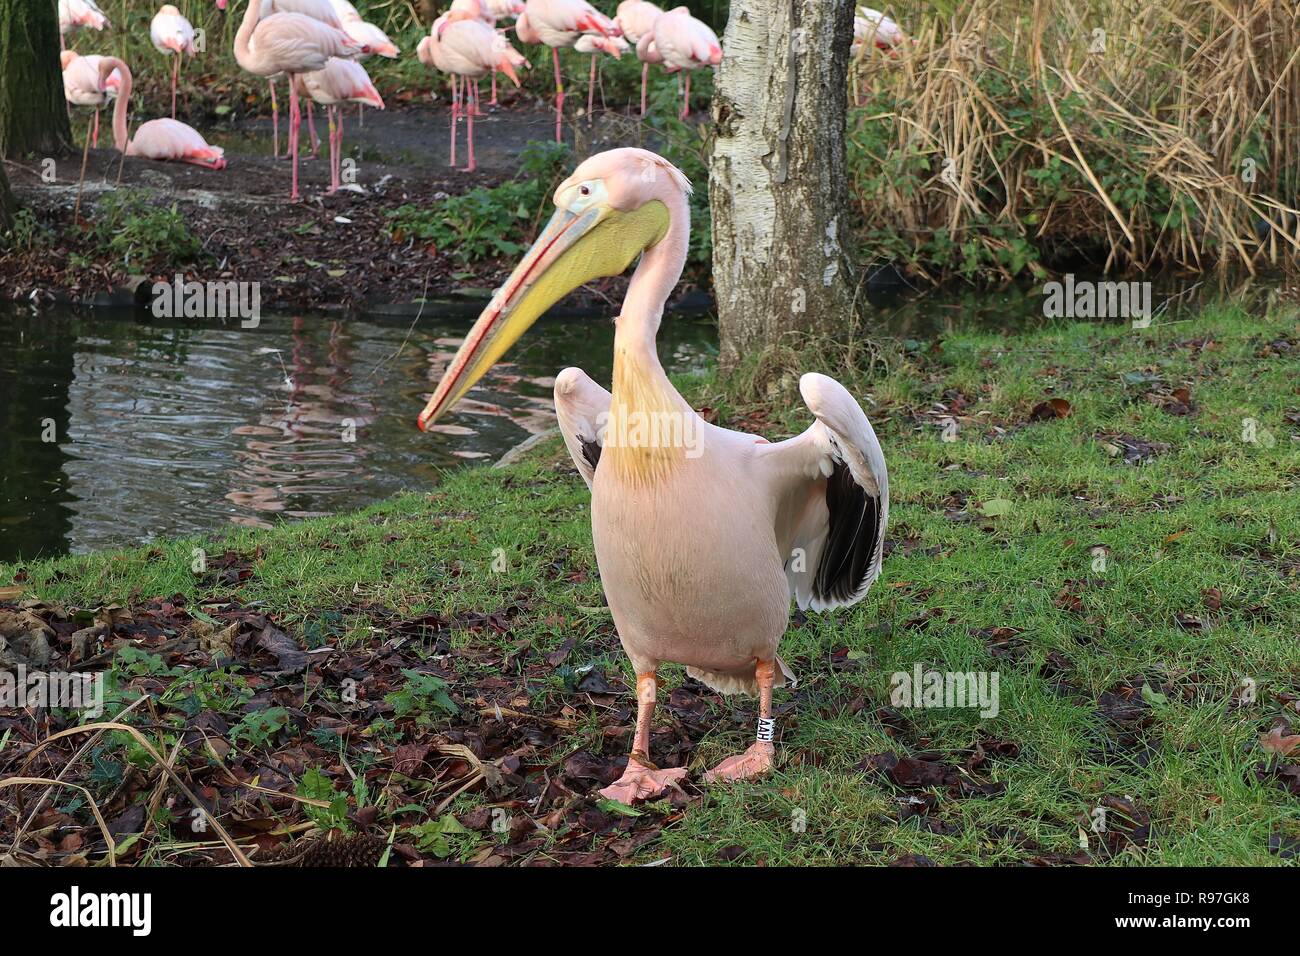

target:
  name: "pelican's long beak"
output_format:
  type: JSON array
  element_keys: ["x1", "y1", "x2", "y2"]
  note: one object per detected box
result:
[{"x1": 417, "y1": 198, "x2": 668, "y2": 430}]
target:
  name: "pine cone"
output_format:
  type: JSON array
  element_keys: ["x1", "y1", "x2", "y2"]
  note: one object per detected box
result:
[{"x1": 260, "y1": 832, "x2": 387, "y2": 868}]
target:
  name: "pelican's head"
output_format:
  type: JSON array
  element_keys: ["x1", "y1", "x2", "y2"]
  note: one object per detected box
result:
[{"x1": 417, "y1": 148, "x2": 690, "y2": 430}]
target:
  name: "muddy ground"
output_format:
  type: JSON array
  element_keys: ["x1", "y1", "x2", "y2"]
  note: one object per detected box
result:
[{"x1": 1, "y1": 96, "x2": 704, "y2": 314}]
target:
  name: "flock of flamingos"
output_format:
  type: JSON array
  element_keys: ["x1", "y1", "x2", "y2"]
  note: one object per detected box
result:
[{"x1": 58, "y1": 0, "x2": 905, "y2": 201}]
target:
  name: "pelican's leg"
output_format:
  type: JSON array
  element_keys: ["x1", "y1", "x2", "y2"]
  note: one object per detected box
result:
[
  {"x1": 703, "y1": 660, "x2": 776, "y2": 783},
  {"x1": 598, "y1": 672, "x2": 688, "y2": 804}
]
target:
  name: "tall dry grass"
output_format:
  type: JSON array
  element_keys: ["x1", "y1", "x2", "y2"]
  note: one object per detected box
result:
[{"x1": 849, "y1": 0, "x2": 1300, "y2": 281}]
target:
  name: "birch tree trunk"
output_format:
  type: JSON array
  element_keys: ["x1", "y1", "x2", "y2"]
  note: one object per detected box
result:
[
  {"x1": 0, "y1": 0, "x2": 73, "y2": 157},
  {"x1": 709, "y1": 0, "x2": 857, "y2": 370}
]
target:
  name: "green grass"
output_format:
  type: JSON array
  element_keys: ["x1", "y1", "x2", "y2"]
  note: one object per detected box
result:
[{"x1": 4, "y1": 299, "x2": 1298, "y2": 865}]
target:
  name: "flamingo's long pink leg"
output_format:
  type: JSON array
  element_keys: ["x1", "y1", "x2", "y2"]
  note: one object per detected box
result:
[
  {"x1": 306, "y1": 99, "x2": 320, "y2": 158},
  {"x1": 326, "y1": 105, "x2": 338, "y2": 193},
  {"x1": 449, "y1": 73, "x2": 458, "y2": 167},
  {"x1": 269, "y1": 79, "x2": 279, "y2": 158},
  {"x1": 552, "y1": 47, "x2": 565, "y2": 143},
  {"x1": 490, "y1": 72, "x2": 498, "y2": 106},
  {"x1": 472, "y1": 77, "x2": 484, "y2": 116},
  {"x1": 587, "y1": 54, "x2": 596, "y2": 121},
  {"x1": 288, "y1": 77, "x2": 301, "y2": 201},
  {"x1": 92, "y1": 109, "x2": 100, "y2": 149},
  {"x1": 357, "y1": 102, "x2": 363, "y2": 129},
  {"x1": 337, "y1": 107, "x2": 345, "y2": 191},
  {"x1": 171, "y1": 54, "x2": 179, "y2": 119},
  {"x1": 682, "y1": 71, "x2": 690, "y2": 119},
  {"x1": 640, "y1": 61, "x2": 648, "y2": 116},
  {"x1": 465, "y1": 81, "x2": 476, "y2": 172}
]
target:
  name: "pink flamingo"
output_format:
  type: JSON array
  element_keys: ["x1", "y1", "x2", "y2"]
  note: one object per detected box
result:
[
  {"x1": 452, "y1": 0, "x2": 523, "y2": 106},
  {"x1": 295, "y1": 58, "x2": 383, "y2": 193},
  {"x1": 150, "y1": 5, "x2": 197, "y2": 120},
  {"x1": 418, "y1": 12, "x2": 522, "y2": 172},
  {"x1": 650, "y1": 6, "x2": 721, "y2": 119},
  {"x1": 61, "y1": 50, "x2": 121, "y2": 149},
  {"x1": 852, "y1": 8, "x2": 907, "y2": 104},
  {"x1": 573, "y1": 34, "x2": 627, "y2": 121},
  {"x1": 616, "y1": 0, "x2": 662, "y2": 115},
  {"x1": 256, "y1": 0, "x2": 349, "y2": 159},
  {"x1": 58, "y1": 0, "x2": 110, "y2": 48},
  {"x1": 334, "y1": 8, "x2": 398, "y2": 126},
  {"x1": 521, "y1": 0, "x2": 618, "y2": 143},
  {"x1": 235, "y1": 0, "x2": 365, "y2": 201},
  {"x1": 97, "y1": 57, "x2": 226, "y2": 168}
]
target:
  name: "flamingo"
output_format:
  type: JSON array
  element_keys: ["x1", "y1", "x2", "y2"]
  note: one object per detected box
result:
[
  {"x1": 295, "y1": 58, "x2": 383, "y2": 193},
  {"x1": 417, "y1": 149, "x2": 889, "y2": 801},
  {"x1": 650, "y1": 6, "x2": 721, "y2": 120},
  {"x1": 150, "y1": 5, "x2": 197, "y2": 120},
  {"x1": 851, "y1": 7, "x2": 907, "y2": 104},
  {"x1": 573, "y1": 34, "x2": 628, "y2": 122},
  {"x1": 58, "y1": 0, "x2": 110, "y2": 47},
  {"x1": 96, "y1": 57, "x2": 226, "y2": 168},
  {"x1": 235, "y1": 0, "x2": 365, "y2": 200},
  {"x1": 419, "y1": 12, "x2": 523, "y2": 171},
  {"x1": 615, "y1": 0, "x2": 661, "y2": 115},
  {"x1": 522, "y1": 0, "x2": 618, "y2": 142},
  {"x1": 453, "y1": 0, "x2": 524, "y2": 106},
  {"x1": 61, "y1": 50, "x2": 121, "y2": 149},
  {"x1": 256, "y1": 0, "x2": 348, "y2": 158}
]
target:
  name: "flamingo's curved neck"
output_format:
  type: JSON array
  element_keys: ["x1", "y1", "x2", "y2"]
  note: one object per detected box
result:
[
  {"x1": 104, "y1": 57, "x2": 133, "y2": 153},
  {"x1": 235, "y1": 0, "x2": 263, "y2": 67}
]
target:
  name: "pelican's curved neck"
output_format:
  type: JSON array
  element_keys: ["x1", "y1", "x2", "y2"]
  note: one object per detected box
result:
[
  {"x1": 606, "y1": 191, "x2": 693, "y2": 485},
  {"x1": 615, "y1": 190, "x2": 689, "y2": 363}
]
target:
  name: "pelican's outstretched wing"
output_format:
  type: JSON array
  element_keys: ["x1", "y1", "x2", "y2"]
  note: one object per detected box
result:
[
  {"x1": 553, "y1": 366, "x2": 611, "y2": 490},
  {"x1": 757, "y1": 373, "x2": 889, "y2": 611}
]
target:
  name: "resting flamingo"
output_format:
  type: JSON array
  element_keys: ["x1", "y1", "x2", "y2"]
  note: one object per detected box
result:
[
  {"x1": 573, "y1": 34, "x2": 628, "y2": 121},
  {"x1": 235, "y1": 0, "x2": 365, "y2": 200},
  {"x1": 418, "y1": 12, "x2": 522, "y2": 171},
  {"x1": 61, "y1": 50, "x2": 121, "y2": 149},
  {"x1": 522, "y1": 0, "x2": 618, "y2": 142},
  {"x1": 616, "y1": 0, "x2": 661, "y2": 115},
  {"x1": 58, "y1": 0, "x2": 110, "y2": 48},
  {"x1": 150, "y1": 5, "x2": 197, "y2": 120},
  {"x1": 851, "y1": 8, "x2": 907, "y2": 105},
  {"x1": 96, "y1": 57, "x2": 226, "y2": 168},
  {"x1": 295, "y1": 58, "x2": 383, "y2": 193},
  {"x1": 651, "y1": 6, "x2": 721, "y2": 119}
]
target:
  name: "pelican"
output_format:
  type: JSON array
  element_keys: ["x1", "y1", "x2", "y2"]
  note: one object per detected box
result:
[{"x1": 417, "y1": 148, "x2": 888, "y2": 803}]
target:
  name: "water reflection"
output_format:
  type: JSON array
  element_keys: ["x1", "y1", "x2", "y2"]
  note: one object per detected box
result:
[{"x1": 0, "y1": 307, "x2": 716, "y2": 561}]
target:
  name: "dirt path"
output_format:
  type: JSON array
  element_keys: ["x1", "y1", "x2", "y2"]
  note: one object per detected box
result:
[{"x1": 1, "y1": 99, "x2": 693, "y2": 313}]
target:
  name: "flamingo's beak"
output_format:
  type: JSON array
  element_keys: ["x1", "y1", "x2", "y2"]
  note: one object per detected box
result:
[
  {"x1": 417, "y1": 197, "x2": 669, "y2": 430},
  {"x1": 499, "y1": 59, "x2": 521, "y2": 87}
]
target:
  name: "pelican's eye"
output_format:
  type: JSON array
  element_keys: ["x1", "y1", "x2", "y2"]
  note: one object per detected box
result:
[{"x1": 563, "y1": 179, "x2": 606, "y2": 212}]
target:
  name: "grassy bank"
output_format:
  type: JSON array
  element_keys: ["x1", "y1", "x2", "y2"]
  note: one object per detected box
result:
[{"x1": 2, "y1": 300, "x2": 1298, "y2": 866}]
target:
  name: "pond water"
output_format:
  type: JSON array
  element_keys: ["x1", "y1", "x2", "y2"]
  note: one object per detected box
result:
[
  {"x1": 0, "y1": 277, "x2": 1241, "y2": 563},
  {"x1": 0, "y1": 305, "x2": 717, "y2": 563}
]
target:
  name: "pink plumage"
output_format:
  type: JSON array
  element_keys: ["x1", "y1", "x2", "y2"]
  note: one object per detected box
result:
[
  {"x1": 652, "y1": 6, "x2": 722, "y2": 71},
  {"x1": 615, "y1": 0, "x2": 661, "y2": 43},
  {"x1": 59, "y1": 0, "x2": 110, "y2": 35},
  {"x1": 129, "y1": 118, "x2": 227, "y2": 169}
]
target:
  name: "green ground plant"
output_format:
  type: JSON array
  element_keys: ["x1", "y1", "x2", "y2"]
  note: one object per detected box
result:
[{"x1": 4, "y1": 299, "x2": 1296, "y2": 866}]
